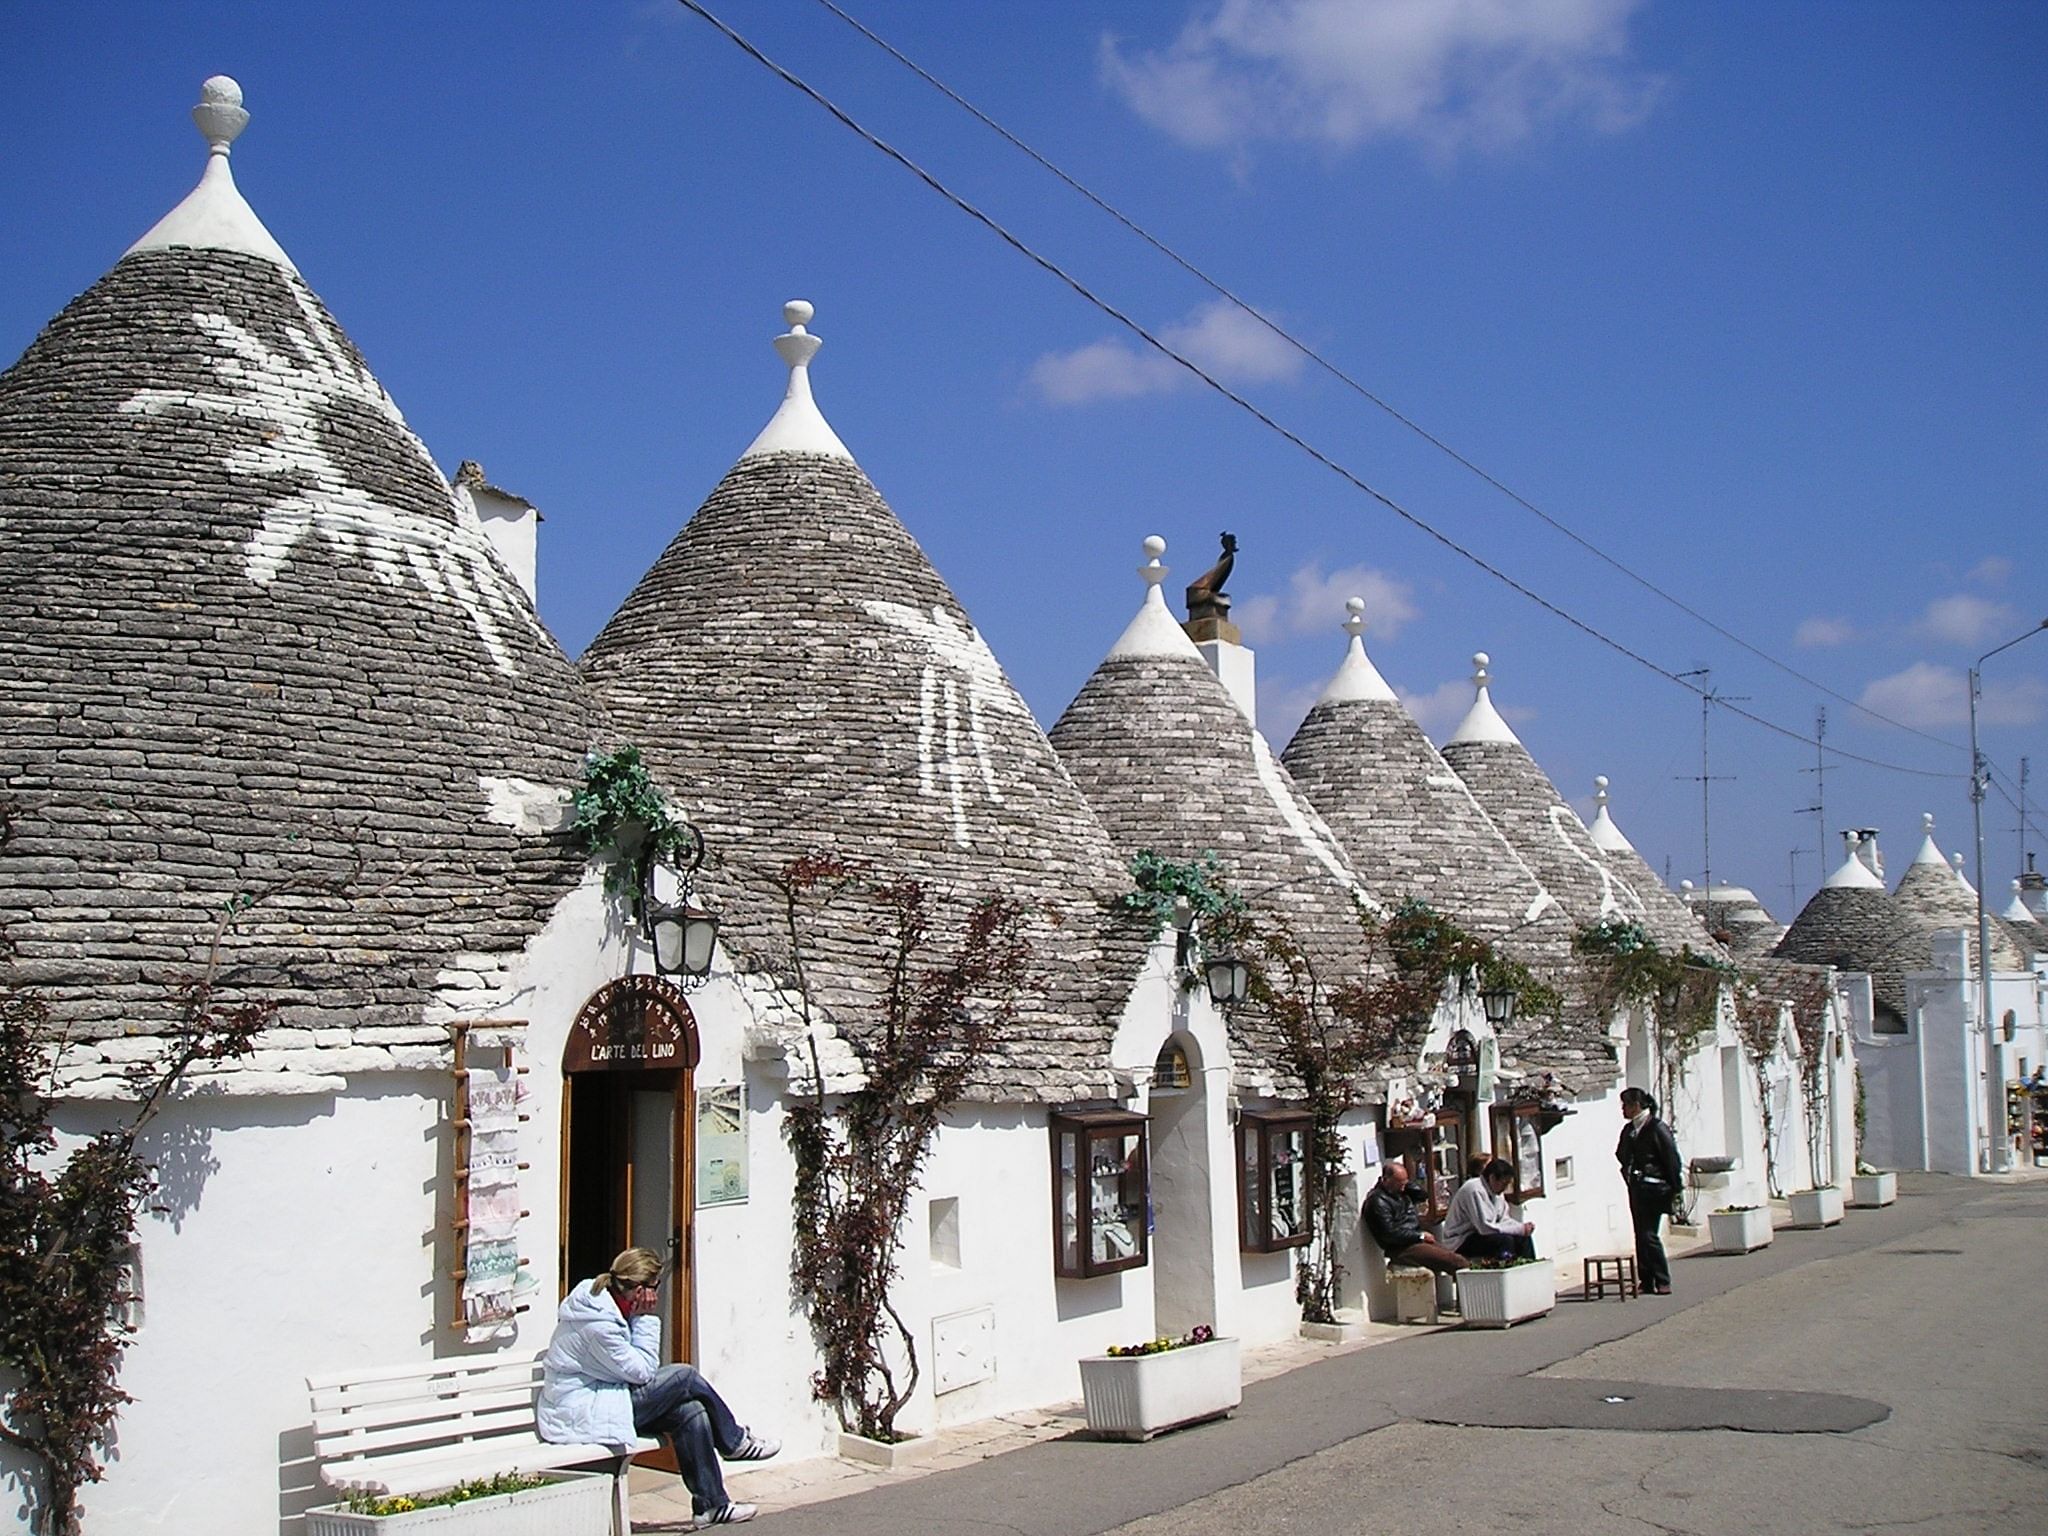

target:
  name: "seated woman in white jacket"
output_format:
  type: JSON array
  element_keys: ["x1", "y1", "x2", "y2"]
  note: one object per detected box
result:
[{"x1": 538, "y1": 1247, "x2": 778, "y2": 1528}]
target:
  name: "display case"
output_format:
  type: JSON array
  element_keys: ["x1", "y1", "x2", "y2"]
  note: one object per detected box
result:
[
  {"x1": 1488, "y1": 1102, "x2": 1548, "y2": 1203},
  {"x1": 1237, "y1": 1108, "x2": 1313, "y2": 1252},
  {"x1": 1051, "y1": 1108, "x2": 1149, "y2": 1278},
  {"x1": 1384, "y1": 1110, "x2": 1466, "y2": 1224}
]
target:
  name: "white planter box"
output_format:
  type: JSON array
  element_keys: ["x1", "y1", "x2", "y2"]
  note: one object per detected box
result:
[
  {"x1": 839, "y1": 1431, "x2": 939, "y2": 1469},
  {"x1": 307, "y1": 1473, "x2": 609, "y2": 1536},
  {"x1": 1456, "y1": 1263, "x2": 1555, "y2": 1328},
  {"x1": 1079, "y1": 1337, "x2": 1241, "y2": 1441},
  {"x1": 1788, "y1": 1186, "x2": 1845, "y2": 1228},
  {"x1": 1708, "y1": 1208, "x2": 1773, "y2": 1253},
  {"x1": 1850, "y1": 1171, "x2": 1897, "y2": 1207}
]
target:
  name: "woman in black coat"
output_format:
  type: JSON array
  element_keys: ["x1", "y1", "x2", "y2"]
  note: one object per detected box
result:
[{"x1": 1616, "y1": 1087, "x2": 1684, "y2": 1293}]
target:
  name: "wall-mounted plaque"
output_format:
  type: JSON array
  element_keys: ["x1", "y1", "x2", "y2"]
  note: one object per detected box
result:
[
  {"x1": 696, "y1": 1082, "x2": 748, "y2": 1207},
  {"x1": 565, "y1": 974, "x2": 701, "y2": 1073}
]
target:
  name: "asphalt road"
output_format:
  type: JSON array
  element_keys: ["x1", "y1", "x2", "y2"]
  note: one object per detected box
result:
[{"x1": 756, "y1": 1175, "x2": 2048, "y2": 1536}]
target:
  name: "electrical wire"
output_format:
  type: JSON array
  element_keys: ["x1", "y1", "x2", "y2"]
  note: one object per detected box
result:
[
  {"x1": 808, "y1": 0, "x2": 1971, "y2": 760},
  {"x1": 669, "y1": 0, "x2": 1961, "y2": 783}
]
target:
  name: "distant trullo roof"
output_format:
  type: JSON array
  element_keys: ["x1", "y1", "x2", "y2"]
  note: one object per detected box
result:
[
  {"x1": 1773, "y1": 840, "x2": 1931, "y2": 1028},
  {"x1": 1278, "y1": 600, "x2": 1611, "y2": 1094},
  {"x1": 1890, "y1": 814, "x2": 2032, "y2": 969},
  {"x1": 1439, "y1": 655, "x2": 1652, "y2": 934},
  {"x1": 0, "y1": 80, "x2": 606, "y2": 1092},
  {"x1": 579, "y1": 304, "x2": 1143, "y2": 1103},
  {"x1": 1679, "y1": 882, "x2": 1785, "y2": 959},
  {"x1": 1581, "y1": 776, "x2": 1725, "y2": 958},
  {"x1": 1048, "y1": 540, "x2": 1372, "y2": 1093}
]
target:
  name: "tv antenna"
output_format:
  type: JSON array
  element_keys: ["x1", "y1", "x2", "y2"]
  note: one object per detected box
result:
[{"x1": 1675, "y1": 669, "x2": 1748, "y2": 896}]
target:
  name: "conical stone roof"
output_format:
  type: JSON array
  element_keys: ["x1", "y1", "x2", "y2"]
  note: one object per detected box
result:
[
  {"x1": 1583, "y1": 778, "x2": 1725, "y2": 958},
  {"x1": 1774, "y1": 851, "x2": 1933, "y2": 1028},
  {"x1": 1279, "y1": 601, "x2": 1612, "y2": 1093},
  {"x1": 580, "y1": 305, "x2": 1142, "y2": 1103},
  {"x1": 1438, "y1": 655, "x2": 1651, "y2": 933},
  {"x1": 0, "y1": 81, "x2": 605, "y2": 1086},
  {"x1": 1048, "y1": 541, "x2": 1372, "y2": 1092},
  {"x1": 1892, "y1": 816, "x2": 2031, "y2": 970}
]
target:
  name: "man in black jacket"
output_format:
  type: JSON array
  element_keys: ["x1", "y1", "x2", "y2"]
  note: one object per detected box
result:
[
  {"x1": 1616, "y1": 1087, "x2": 1684, "y2": 1293},
  {"x1": 1361, "y1": 1161, "x2": 1469, "y2": 1274}
]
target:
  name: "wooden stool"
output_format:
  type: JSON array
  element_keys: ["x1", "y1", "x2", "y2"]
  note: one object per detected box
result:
[{"x1": 1584, "y1": 1254, "x2": 1638, "y2": 1299}]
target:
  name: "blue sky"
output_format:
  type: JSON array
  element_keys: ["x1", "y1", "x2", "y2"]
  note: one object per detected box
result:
[{"x1": 5, "y1": 0, "x2": 2043, "y2": 922}]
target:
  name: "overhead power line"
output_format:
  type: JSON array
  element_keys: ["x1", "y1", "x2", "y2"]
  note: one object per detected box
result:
[
  {"x1": 809, "y1": 0, "x2": 1970, "y2": 760},
  {"x1": 669, "y1": 0, "x2": 1961, "y2": 784}
]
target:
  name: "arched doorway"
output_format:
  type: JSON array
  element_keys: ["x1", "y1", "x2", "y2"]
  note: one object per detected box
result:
[
  {"x1": 561, "y1": 976, "x2": 701, "y2": 1373},
  {"x1": 1148, "y1": 1031, "x2": 1218, "y2": 1337}
]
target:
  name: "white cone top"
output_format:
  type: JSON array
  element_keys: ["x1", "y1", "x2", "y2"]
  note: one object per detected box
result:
[
  {"x1": 1587, "y1": 774, "x2": 1636, "y2": 853},
  {"x1": 2004, "y1": 881, "x2": 2038, "y2": 925},
  {"x1": 1315, "y1": 596, "x2": 1398, "y2": 705},
  {"x1": 127, "y1": 77, "x2": 298, "y2": 274},
  {"x1": 1107, "y1": 536, "x2": 1204, "y2": 661},
  {"x1": 1824, "y1": 846, "x2": 1885, "y2": 890},
  {"x1": 1907, "y1": 812, "x2": 1947, "y2": 869},
  {"x1": 1446, "y1": 652, "x2": 1522, "y2": 746},
  {"x1": 740, "y1": 300, "x2": 855, "y2": 462},
  {"x1": 1950, "y1": 851, "x2": 1976, "y2": 893}
]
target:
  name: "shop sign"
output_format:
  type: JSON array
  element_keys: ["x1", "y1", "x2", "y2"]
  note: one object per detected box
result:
[{"x1": 565, "y1": 974, "x2": 700, "y2": 1073}]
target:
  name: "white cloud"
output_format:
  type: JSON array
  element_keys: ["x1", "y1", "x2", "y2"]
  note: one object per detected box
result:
[
  {"x1": 1912, "y1": 593, "x2": 2020, "y2": 647},
  {"x1": 1794, "y1": 616, "x2": 1856, "y2": 649},
  {"x1": 1101, "y1": 0, "x2": 1663, "y2": 162},
  {"x1": 1029, "y1": 299, "x2": 1301, "y2": 405},
  {"x1": 1859, "y1": 662, "x2": 2047, "y2": 729},
  {"x1": 1397, "y1": 677, "x2": 1472, "y2": 739},
  {"x1": 1256, "y1": 675, "x2": 1330, "y2": 744},
  {"x1": 1236, "y1": 561, "x2": 1418, "y2": 644},
  {"x1": 1968, "y1": 555, "x2": 2013, "y2": 587}
]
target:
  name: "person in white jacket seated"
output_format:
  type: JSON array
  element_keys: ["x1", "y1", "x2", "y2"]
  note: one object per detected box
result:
[
  {"x1": 538, "y1": 1246, "x2": 778, "y2": 1528},
  {"x1": 1441, "y1": 1159, "x2": 1537, "y2": 1264}
]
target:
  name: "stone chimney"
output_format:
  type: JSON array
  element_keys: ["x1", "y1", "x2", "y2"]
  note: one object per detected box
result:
[
  {"x1": 453, "y1": 460, "x2": 540, "y2": 605},
  {"x1": 1182, "y1": 531, "x2": 1255, "y2": 726}
]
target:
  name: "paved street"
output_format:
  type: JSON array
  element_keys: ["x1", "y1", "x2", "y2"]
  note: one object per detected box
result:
[{"x1": 646, "y1": 1174, "x2": 2048, "y2": 1535}]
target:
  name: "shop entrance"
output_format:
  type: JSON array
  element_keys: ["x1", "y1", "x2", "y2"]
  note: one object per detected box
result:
[
  {"x1": 1147, "y1": 1032, "x2": 1217, "y2": 1337},
  {"x1": 561, "y1": 976, "x2": 700, "y2": 1468}
]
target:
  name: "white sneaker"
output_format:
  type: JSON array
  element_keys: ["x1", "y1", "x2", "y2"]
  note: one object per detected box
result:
[
  {"x1": 726, "y1": 1431, "x2": 780, "y2": 1462},
  {"x1": 695, "y1": 1503, "x2": 757, "y2": 1527}
]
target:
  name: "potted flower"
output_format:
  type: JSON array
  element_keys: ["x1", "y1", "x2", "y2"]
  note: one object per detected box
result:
[
  {"x1": 1708, "y1": 1204, "x2": 1772, "y2": 1253},
  {"x1": 1849, "y1": 1166, "x2": 1897, "y2": 1207},
  {"x1": 307, "y1": 1471, "x2": 609, "y2": 1535},
  {"x1": 1787, "y1": 1185, "x2": 1845, "y2": 1228},
  {"x1": 1456, "y1": 1257, "x2": 1555, "y2": 1328},
  {"x1": 1078, "y1": 1325, "x2": 1240, "y2": 1441}
]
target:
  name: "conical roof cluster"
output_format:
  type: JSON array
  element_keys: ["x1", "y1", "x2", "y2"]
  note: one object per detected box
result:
[
  {"x1": 1890, "y1": 815, "x2": 2032, "y2": 969},
  {"x1": 581, "y1": 306, "x2": 1143, "y2": 1101},
  {"x1": 1773, "y1": 840, "x2": 1927, "y2": 1028},
  {"x1": 0, "y1": 81, "x2": 603, "y2": 1074},
  {"x1": 1277, "y1": 602, "x2": 1613, "y2": 1092},
  {"x1": 1048, "y1": 540, "x2": 1371, "y2": 1090}
]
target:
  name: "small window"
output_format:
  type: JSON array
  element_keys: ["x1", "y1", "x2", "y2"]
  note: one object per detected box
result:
[
  {"x1": 1237, "y1": 1108, "x2": 1313, "y2": 1252},
  {"x1": 929, "y1": 1196, "x2": 961, "y2": 1271},
  {"x1": 1152, "y1": 1039, "x2": 1191, "y2": 1092},
  {"x1": 1050, "y1": 1108, "x2": 1149, "y2": 1278},
  {"x1": 1553, "y1": 1155, "x2": 1575, "y2": 1189}
]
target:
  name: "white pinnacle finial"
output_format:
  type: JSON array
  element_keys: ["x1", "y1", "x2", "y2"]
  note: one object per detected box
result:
[
  {"x1": 1315, "y1": 594, "x2": 1395, "y2": 704},
  {"x1": 1595, "y1": 774, "x2": 1610, "y2": 806},
  {"x1": 1681, "y1": 879, "x2": 1695, "y2": 891},
  {"x1": 1445, "y1": 649, "x2": 1519, "y2": 746},
  {"x1": 125, "y1": 75, "x2": 297, "y2": 271},
  {"x1": 193, "y1": 76, "x2": 249, "y2": 154},
  {"x1": 1923, "y1": 812, "x2": 1936, "y2": 834},
  {"x1": 1138, "y1": 536, "x2": 1168, "y2": 587},
  {"x1": 1587, "y1": 773, "x2": 1633, "y2": 853},
  {"x1": 742, "y1": 298, "x2": 853, "y2": 461},
  {"x1": 1107, "y1": 535, "x2": 1201, "y2": 661}
]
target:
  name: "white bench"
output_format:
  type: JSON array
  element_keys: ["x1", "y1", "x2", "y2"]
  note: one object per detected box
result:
[{"x1": 307, "y1": 1350, "x2": 660, "y2": 1535}]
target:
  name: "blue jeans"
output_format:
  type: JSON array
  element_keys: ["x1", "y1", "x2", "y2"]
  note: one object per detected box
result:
[{"x1": 631, "y1": 1363, "x2": 743, "y2": 1514}]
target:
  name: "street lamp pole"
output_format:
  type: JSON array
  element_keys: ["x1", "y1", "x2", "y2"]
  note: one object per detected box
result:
[{"x1": 1970, "y1": 618, "x2": 2047, "y2": 1173}]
